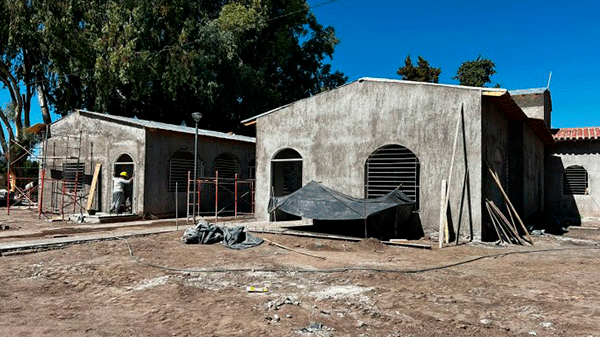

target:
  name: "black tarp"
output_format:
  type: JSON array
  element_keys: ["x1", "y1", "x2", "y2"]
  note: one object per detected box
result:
[
  {"x1": 268, "y1": 181, "x2": 416, "y2": 223},
  {"x1": 182, "y1": 220, "x2": 264, "y2": 249}
]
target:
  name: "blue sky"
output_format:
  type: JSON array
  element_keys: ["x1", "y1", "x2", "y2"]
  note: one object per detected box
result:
[
  {"x1": 1, "y1": 0, "x2": 598, "y2": 129},
  {"x1": 307, "y1": 0, "x2": 600, "y2": 128}
]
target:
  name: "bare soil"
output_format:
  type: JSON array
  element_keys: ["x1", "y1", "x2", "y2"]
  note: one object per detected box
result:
[{"x1": 1, "y1": 209, "x2": 600, "y2": 336}]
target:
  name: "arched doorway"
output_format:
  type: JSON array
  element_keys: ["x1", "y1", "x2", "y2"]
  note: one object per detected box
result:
[
  {"x1": 271, "y1": 148, "x2": 302, "y2": 221},
  {"x1": 365, "y1": 144, "x2": 420, "y2": 209},
  {"x1": 113, "y1": 153, "x2": 135, "y2": 213}
]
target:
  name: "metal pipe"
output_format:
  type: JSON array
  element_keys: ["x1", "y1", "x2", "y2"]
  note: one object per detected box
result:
[{"x1": 192, "y1": 121, "x2": 198, "y2": 224}]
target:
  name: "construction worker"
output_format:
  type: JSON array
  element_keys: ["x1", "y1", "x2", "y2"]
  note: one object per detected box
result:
[{"x1": 110, "y1": 171, "x2": 133, "y2": 214}]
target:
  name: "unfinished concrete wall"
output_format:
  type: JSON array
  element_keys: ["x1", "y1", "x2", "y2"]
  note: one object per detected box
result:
[
  {"x1": 512, "y1": 90, "x2": 552, "y2": 128},
  {"x1": 522, "y1": 125, "x2": 545, "y2": 217},
  {"x1": 482, "y1": 100, "x2": 545, "y2": 240},
  {"x1": 144, "y1": 129, "x2": 255, "y2": 216},
  {"x1": 44, "y1": 112, "x2": 146, "y2": 214},
  {"x1": 254, "y1": 79, "x2": 484, "y2": 239},
  {"x1": 546, "y1": 140, "x2": 600, "y2": 220}
]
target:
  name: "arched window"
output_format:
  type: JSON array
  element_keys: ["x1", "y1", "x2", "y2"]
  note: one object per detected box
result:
[
  {"x1": 365, "y1": 144, "x2": 420, "y2": 208},
  {"x1": 564, "y1": 165, "x2": 588, "y2": 195},
  {"x1": 169, "y1": 151, "x2": 203, "y2": 192},
  {"x1": 114, "y1": 154, "x2": 134, "y2": 178}
]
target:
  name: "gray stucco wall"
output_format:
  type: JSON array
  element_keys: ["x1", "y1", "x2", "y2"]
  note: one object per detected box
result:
[
  {"x1": 144, "y1": 129, "x2": 255, "y2": 215},
  {"x1": 254, "y1": 80, "x2": 484, "y2": 238},
  {"x1": 45, "y1": 112, "x2": 146, "y2": 214},
  {"x1": 546, "y1": 140, "x2": 600, "y2": 220}
]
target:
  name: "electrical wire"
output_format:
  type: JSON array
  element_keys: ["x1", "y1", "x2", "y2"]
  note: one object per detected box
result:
[{"x1": 118, "y1": 237, "x2": 600, "y2": 275}]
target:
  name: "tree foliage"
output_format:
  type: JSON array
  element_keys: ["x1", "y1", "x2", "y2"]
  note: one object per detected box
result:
[
  {"x1": 453, "y1": 56, "x2": 496, "y2": 87},
  {"x1": 0, "y1": 0, "x2": 347, "y2": 149},
  {"x1": 397, "y1": 55, "x2": 441, "y2": 83}
]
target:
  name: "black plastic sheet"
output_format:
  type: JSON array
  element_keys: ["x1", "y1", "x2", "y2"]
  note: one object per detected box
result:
[
  {"x1": 182, "y1": 220, "x2": 264, "y2": 249},
  {"x1": 268, "y1": 180, "x2": 415, "y2": 222}
]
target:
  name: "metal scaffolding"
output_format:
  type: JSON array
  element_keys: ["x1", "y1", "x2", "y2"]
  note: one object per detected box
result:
[
  {"x1": 5, "y1": 138, "x2": 41, "y2": 213},
  {"x1": 37, "y1": 127, "x2": 87, "y2": 219},
  {"x1": 187, "y1": 171, "x2": 255, "y2": 223}
]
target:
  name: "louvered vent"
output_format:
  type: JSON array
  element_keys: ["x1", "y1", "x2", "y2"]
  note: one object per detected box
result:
[
  {"x1": 213, "y1": 154, "x2": 240, "y2": 182},
  {"x1": 564, "y1": 165, "x2": 588, "y2": 195},
  {"x1": 169, "y1": 152, "x2": 203, "y2": 192},
  {"x1": 62, "y1": 162, "x2": 85, "y2": 192},
  {"x1": 365, "y1": 144, "x2": 419, "y2": 208}
]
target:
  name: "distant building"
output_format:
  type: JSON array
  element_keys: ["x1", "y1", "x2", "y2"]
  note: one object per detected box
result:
[
  {"x1": 546, "y1": 127, "x2": 600, "y2": 222},
  {"x1": 242, "y1": 78, "x2": 554, "y2": 241},
  {"x1": 40, "y1": 110, "x2": 255, "y2": 217}
]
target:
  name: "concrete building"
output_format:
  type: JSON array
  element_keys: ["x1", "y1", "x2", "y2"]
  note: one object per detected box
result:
[
  {"x1": 546, "y1": 127, "x2": 600, "y2": 222},
  {"x1": 41, "y1": 110, "x2": 255, "y2": 217},
  {"x1": 242, "y1": 78, "x2": 554, "y2": 241}
]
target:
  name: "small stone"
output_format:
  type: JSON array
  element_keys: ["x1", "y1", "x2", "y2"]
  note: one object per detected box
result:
[
  {"x1": 286, "y1": 314, "x2": 292, "y2": 318},
  {"x1": 528, "y1": 331, "x2": 537, "y2": 336},
  {"x1": 358, "y1": 321, "x2": 367, "y2": 327},
  {"x1": 273, "y1": 314, "x2": 280, "y2": 322},
  {"x1": 480, "y1": 318, "x2": 491, "y2": 326},
  {"x1": 540, "y1": 322, "x2": 553, "y2": 329}
]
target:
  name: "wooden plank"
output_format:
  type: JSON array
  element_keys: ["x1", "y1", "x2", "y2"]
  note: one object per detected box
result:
[
  {"x1": 85, "y1": 163, "x2": 102, "y2": 211},
  {"x1": 489, "y1": 200, "x2": 525, "y2": 245},
  {"x1": 262, "y1": 238, "x2": 326, "y2": 260},
  {"x1": 444, "y1": 106, "x2": 462, "y2": 243},
  {"x1": 248, "y1": 228, "x2": 432, "y2": 249},
  {"x1": 438, "y1": 180, "x2": 447, "y2": 248},
  {"x1": 482, "y1": 90, "x2": 507, "y2": 97},
  {"x1": 485, "y1": 201, "x2": 504, "y2": 243},
  {"x1": 487, "y1": 166, "x2": 534, "y2": 245}
]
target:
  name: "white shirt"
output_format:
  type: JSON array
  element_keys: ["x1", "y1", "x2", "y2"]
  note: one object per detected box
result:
[{"x1": 112, "y1": 177, "x2": 131, "y2": 193}]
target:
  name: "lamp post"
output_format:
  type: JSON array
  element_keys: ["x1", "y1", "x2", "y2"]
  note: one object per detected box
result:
[{"x1": 191, "y1": 112, "x2": 202, "y2": 223}]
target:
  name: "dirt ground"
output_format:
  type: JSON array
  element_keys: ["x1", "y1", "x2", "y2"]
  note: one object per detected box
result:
[{"x1": 1, "y1": 209, "x2": 600, "y2": 336}]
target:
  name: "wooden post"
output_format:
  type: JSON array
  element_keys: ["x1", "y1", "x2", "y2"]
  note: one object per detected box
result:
[{"x1": 438, "y1": 180, "x2": 447, "y2": 248}]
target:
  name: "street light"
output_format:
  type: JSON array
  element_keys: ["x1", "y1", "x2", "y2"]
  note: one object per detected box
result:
[{"x1": 191, "y1": 112, "x2": 202, "y2": 223}]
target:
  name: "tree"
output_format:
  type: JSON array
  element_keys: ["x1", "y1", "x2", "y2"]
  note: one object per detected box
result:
[
  {"x1": 40, "y1": 0, "x2": 346, "y2": 135},
  {"x1": 453, "y1": 56, "x2": 497, "y2": 87},
  {"x1": 397, "y1": 55, "x2": 441, "y2": 83}
]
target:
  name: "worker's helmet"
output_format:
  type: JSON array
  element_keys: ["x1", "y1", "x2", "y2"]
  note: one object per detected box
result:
[{"x1": 120, "y1": 171, "x2": 128, "y2": 177}]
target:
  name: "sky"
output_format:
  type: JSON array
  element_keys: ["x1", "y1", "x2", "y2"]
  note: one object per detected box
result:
[
  {"x1": 1, "y1": 0, "x2": 598, "y2": 130},
  {"x1": 306, "y1": 0, "x2": 600, "y2": 128}
]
